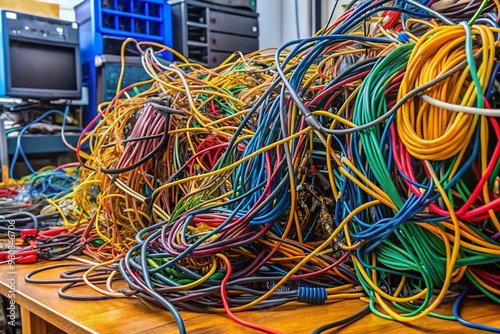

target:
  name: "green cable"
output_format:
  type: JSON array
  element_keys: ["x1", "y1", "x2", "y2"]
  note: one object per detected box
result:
[
  {"x1": 462, "y1": 22, "x2": 484, "y2": 108},
  {"x1": 132, "y1": 86, "x2": 142, "y2": 96},
  {"x1": 456, "y1": 179, "x2": 472, "y2": 204},
  {"x1": 394, "y1": 302, "x2": 456, "y2": 321},
  {"x1": 392, "y1": 227, "x2": 435, "y2": 316},
  {"x1": 354, "y1": 44, "x2": 414, "y2": 209},
  {"x1": 406, "y1": 224, "x2": 446, "y2": 285},
  {"x1": 368, "y1": 296, "x2": 394, "y2": 321},
  {"x1": 171, "y1": 195, "x2": 203, "y2": 221},
  {"x1": 488, "y1": 158, "x2": 500, "y2": 191},
  {"x1": 468, "y1": 0, "x2": 489, "y2": 26}
]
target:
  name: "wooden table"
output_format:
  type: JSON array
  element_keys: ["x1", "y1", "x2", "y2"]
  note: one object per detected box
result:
[{"x1": 1, "y1": 259, "x2": 499, "y2": 334}]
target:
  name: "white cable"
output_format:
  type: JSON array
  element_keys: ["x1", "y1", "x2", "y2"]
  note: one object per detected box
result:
[
  {"x1": 419, "y1": 94, "x2": 500, "y2": 116},
  {"x1": 67, "y1": 255, "x2": 98, "y2": 265}
]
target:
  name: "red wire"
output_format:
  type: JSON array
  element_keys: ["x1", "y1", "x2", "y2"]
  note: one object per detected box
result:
[
  {"x1": 469, "y1": 267, "x2": 500, "y2": 286},
  {"x1": 218, "y1": 255, "x2": 285, "y2": 334},
  {"x1": 391, "y1": 98, "x2": 500, "y2": 221},
  {"x1": 54, "y1": 162, "x2": 80, "y2": 171},
  {"x1": 290, "y1": 251, "x2": 350, "y2": 280},
  {"x1": 307, "y1": 70, "x2": 371, "y2": 106},
  {"x1": 429, "y1": 112, "x2": 500, "y2": 220},
  {"x1": 381, "y1": 10, "x2": 401, "y2": 30}
]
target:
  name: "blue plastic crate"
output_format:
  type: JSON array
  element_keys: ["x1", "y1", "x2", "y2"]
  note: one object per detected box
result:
[
  {"x1": 76, "y1": 0, "x2": 171, "y2": 43},
  {"x1": 75, "y1": 0, "x2": 173, "y2": 128}
]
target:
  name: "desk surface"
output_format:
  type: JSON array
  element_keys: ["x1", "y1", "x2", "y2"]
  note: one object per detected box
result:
[{"x1": 1, "y1": 259, "x2": 499, "y2": 334}]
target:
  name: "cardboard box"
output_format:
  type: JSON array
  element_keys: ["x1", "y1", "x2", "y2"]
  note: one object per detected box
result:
[{"x1": 0, "y1": 0, "x2": 59, "y2": 18}]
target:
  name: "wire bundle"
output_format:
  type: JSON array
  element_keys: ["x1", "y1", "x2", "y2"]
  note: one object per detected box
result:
[
  {"x1": 342, "y1": 22, "x2": 500, "y2": 325},
  {"x1": 11, "y1": 0, "x2": 500, "y2": 333}
]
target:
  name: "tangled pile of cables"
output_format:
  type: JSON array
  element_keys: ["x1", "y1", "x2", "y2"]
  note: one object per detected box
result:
[{"x1": 4, "y1": 0, "x2": 500, "y2": 333}]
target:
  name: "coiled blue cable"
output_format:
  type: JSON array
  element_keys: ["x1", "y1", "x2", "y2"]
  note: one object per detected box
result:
[{"x1": 297, "y1": 286, "x2": 328, "y2": 305}]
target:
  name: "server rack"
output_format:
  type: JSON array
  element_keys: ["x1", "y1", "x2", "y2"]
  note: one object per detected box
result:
[{"x1": 169, "y1": 0, "x2": 259, "y2": 67}]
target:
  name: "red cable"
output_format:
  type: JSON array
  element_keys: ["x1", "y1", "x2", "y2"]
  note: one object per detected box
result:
[
  {"x1": 307, "y1": 70, "x2": 371, "y2": 106},
  {"x1": 218, "y1": 255, "x2": 285, "y2": 334},
  {"x1": 391, "y1": 98, "x2": 500, "y2": 221}
]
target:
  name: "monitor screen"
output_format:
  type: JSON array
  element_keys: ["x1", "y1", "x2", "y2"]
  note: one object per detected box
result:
[
  {"x1": 0, "y1": 10, "x2": 81, "y2": 100},
  {"x1": 9, "y1": 39, "x2": 78, "y2": 91},
  {"x1": 8, "y1": 39, "x2": 79, "y2": 97}
]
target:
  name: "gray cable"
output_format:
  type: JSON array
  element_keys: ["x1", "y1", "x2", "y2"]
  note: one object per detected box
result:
[
  {"x1": 295, "y1": 0, "x2": 300, "y2": 39},
  {"x1": 276, "y1": 50, "x2": 481, "y2": 135}
]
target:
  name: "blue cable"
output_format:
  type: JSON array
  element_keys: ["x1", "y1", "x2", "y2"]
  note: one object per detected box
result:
[
  {"x1": 453, "y1": 288, "x2": 500, "y2": 332},
  {"x1": 25, "y1": 170, "x2": 76, "y2": 198},
  {"x1": 486, "y1": 60, "x2": 500, "y2": 99},
  {"x1": 10, "y1": 105, "x2": 70, "y2": 179}
]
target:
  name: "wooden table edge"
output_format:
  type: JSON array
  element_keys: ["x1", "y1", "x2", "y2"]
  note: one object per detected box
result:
[{"x1": 0, "y1": 271, "x2": 97, "y2": 334}]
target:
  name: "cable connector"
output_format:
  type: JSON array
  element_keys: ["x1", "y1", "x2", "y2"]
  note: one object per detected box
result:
[
  {"x1": 397, "y1": 32, "x2": 410, "y2": 43},
  {"x1": 0, "y1": 249, "x2": 38, "y2": 264},
  {"x1": 20, "y1": 229, "x2": 37, "y2": 246},
  {"x1": 149, "y1": 98, "x2": 184, "y2": 116},
  {"x1": 305, "y1": 114, "x2": 322, "y2": 131},
  {"x1": 20, "y1": 229, "x2": 37, "y2": 240}
]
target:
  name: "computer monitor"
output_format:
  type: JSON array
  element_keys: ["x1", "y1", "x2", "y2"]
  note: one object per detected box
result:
[{"x1": 0, "y1": 10, "x2": 81, "y2": 100}]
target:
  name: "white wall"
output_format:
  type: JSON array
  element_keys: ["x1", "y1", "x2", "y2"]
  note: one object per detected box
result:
[
  {"x1": 281, "y1": 0, "x2": 312, "y2": 43},
  {"x1": 257, "y1": 0, "x2": 350, "y2": 50},
  {"x1": 256, "y1": 0, "x2": 283, "y2": 50},
  {"x1": 321, "y1": 0, "x2": 351, "y2": 25}
]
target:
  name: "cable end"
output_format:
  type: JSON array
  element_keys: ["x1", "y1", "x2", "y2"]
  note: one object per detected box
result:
[{"x1": 305, "y1": 114, "x2": 322, "y2": 131}]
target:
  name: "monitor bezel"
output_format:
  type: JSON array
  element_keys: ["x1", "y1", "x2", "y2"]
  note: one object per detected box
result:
[{"x1": 1, "y1": 11, "x2": 82, "y2": 100}]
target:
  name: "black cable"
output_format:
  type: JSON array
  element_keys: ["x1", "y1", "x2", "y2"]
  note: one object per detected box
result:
[
  {"x1": 38, "y1": 236, "x2": 98, "y2": 261},
  {"x1": 310, "y1": 305, "x2": 370, "y2": 334},
  {"x1": 25, "y1": 263, "x2": 92, "y2": 284},
  {"x1": 314, "y1": 0, "x2": 322, "y2": 32},
  {"x1": 0, "y1": 197, "x2": 51, "y2": 216},
  {"x1": 23, "y1": 261, "x2": 125, "y2": 301},
  {"x1": 0, "y1": 211, "x2": 39, "y2": 233},
  {"x1": 58, "y1": 265, "x2": 117, "y2": 279}
]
